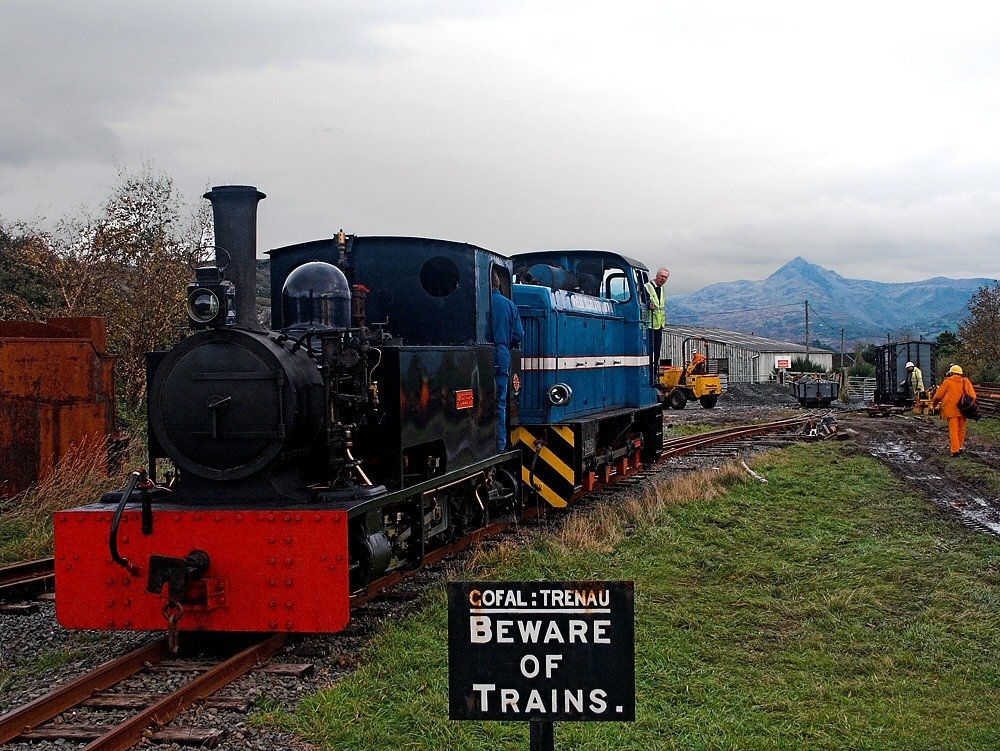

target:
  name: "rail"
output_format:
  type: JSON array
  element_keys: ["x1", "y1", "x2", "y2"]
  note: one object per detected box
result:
[
  {"x1": 0, "y1": 634, "x2": 285, "y2": 749},
  {"x1": 661, "y1": 417, "x2": 811, "y2": 458},
  {"x1": 0, "y1": 558, "x2": 55, "y2": 602}
]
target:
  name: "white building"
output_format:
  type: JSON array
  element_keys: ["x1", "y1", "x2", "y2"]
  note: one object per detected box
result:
[{"x1": 660, "y1": 324, "x2": 836, "y2": 383}]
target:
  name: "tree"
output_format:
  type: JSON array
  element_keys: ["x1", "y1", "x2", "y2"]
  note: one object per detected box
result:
[
  {"x1": 935, "y1": 331, "x2": 958, "y2": 348},
  {"x1": 859, "y1": 343, "x2": 878, "y2": 366},
  {"x1": 849, "y1": 342, "x2": 875, "y2": 377},
  {"x1": 0, "y1": 221, "x2": 61, "y2": 319},
  {"x1": 934, "y1": 331, "x2": 960, "y2": 375},
  {"x1": 956, "y1": 281, "x2": 1000, "y2": 381},
  {"x1": 53, "y1": 165, "x2": 207, "y2": 418}
]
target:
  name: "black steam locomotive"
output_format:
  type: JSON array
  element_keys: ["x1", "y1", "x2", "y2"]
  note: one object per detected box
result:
[{"x1": 54, "y1": 185, "x2": 661, "y2": 635}]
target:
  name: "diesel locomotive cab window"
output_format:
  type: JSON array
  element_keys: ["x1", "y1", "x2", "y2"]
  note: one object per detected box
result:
[
  {"x1": 420, "y1": 256, "x2": 461, "y2": 297},
  {"x1": 605, "y1": 269, "x2": 631, "y2": 302},
  {"x1": 636, "y1": 269, "x2": 650, "y2": 306}
]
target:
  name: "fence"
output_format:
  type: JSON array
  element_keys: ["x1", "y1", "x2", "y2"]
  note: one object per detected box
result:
[{"x1": 845, "y1": 376, "x2": 876, "y2": 403}]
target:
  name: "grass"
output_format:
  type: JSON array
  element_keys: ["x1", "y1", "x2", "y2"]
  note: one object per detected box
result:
[
  {"x1": 0, "y1": 436, "x2": 125, "y2": 564},
  {"x1": 969, "y1": 417, "x2": 1000, "y2": 445},
  {"x1": 259, "y1": 441, "x2": 1000, "y2": 750},
  {"x1": 0, "y1": 646, "x2": 87, "y2": 694}
]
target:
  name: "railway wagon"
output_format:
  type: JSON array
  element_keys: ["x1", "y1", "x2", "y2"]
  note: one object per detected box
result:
[
  {"x1": 790, "y1": 378, "x2": 840, "y2": 406},
  {"x1": 874, "y1": 340, "x2": 936, "y2": 406}
]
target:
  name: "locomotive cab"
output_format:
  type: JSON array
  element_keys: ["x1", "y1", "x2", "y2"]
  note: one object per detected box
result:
[{"x1": 510, "y1": 250, "x2": 663, "y2": 507}]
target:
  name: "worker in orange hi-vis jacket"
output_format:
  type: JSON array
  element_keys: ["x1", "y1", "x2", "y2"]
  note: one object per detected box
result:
[{"x1": 931, "y1": 364, "x2": 977, "y2": 456}]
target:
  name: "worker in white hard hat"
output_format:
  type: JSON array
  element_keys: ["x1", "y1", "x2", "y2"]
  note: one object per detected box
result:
[{"x1": 900, "y1": 361, "x2": 924, "y2": 400}]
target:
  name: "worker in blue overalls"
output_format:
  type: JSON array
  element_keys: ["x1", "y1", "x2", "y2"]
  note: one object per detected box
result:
[{"x1": 491, "y1": 271, "x2": 523, "y2": 453}]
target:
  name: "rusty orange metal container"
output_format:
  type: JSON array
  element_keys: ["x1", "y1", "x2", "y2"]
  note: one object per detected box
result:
[{"x1": 0, "y1": 317, "x2": 118, "y2": 497}]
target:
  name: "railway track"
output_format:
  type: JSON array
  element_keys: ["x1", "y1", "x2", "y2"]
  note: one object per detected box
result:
[
  {"x1": 0, "y1": 416, "x2": 813, "y2": 749},
  {"x1": 660, "y1": 416, "x2": 812, "y2": 458},
  {"x1": 0, "y1": 528, "x2": 506, "y2": 749},
  {"x1": 0, "y1": 558, "x2": 55, "y2": 603},
  {"x1": 541, "y1": 414, "x2": 814, "y2": 504},
  {"x1": 0, "y1": 633, "x2": 286, "y2": 748}
]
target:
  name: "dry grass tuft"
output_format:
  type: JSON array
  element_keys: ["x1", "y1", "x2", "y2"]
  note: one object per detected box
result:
[
  {"x1": 552, "y1": 460, "x2": 753, "y2": 554},
  {"x1": 557, "y1": 505, "x2": 624, "y2": 552},
  {"x1": 11, "y1": 436, "x2": 118, "y2": 518},
  {"x1": 464, "y1": 537, "x2": 525, "y2": 572},
  {"x1": 0, "y1": 436, "x2": 129, "y2": 562}
]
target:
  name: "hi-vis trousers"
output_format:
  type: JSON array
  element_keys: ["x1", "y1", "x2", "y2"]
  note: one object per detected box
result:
[{"x1": 947, "y1": 416, "x2": 968, "y2": 454}]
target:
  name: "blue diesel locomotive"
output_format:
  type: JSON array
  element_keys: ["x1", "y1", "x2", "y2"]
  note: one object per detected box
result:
[{"x1": 512, "y1": 251, "x2": 663, "y2": 506}]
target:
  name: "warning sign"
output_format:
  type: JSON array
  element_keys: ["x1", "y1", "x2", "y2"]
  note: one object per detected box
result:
[{"x1": 448, "y1": 581, "x2": 635, "y2": 722}]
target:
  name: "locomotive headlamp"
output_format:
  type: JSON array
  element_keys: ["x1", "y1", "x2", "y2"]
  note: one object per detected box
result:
[
  {"x1": 547, "y1": 383, "x2": 572, "y2": 406},
  {"x1": 186, "y1": 266, "x2": 235, "y2": 329},
  {"x1": 187, "y1": 288, "x2": 220, "y2": 323}
]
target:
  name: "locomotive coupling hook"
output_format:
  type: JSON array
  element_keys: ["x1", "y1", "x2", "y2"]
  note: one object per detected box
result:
[{"x1": 146, "y1": 549, "x2": 211, "y2": 600}]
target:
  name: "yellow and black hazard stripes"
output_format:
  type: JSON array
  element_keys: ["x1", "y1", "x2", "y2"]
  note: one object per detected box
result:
[{"x1": 513, "y1": 425, "x2": 577, "y2": 507}]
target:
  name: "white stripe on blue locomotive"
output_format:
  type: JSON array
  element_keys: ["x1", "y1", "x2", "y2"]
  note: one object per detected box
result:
[{"x1": 521, "y1": 355, "x2": 649, "y2": 370}]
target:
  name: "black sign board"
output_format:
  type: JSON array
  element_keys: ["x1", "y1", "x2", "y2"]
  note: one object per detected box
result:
[{"x1": 448, "y1": 580, "x2": 635, "y2": 722}]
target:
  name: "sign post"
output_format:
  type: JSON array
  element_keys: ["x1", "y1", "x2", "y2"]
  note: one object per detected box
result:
[
  {"x1": 530, "y1": 719, "x2": 554, "y2": 751},
  {"x1": 775, "y1": 356, "x2": 792, "y2": 384},
  {"x1": 448, "y1": 580, "x2": 635, "y2": 749}
]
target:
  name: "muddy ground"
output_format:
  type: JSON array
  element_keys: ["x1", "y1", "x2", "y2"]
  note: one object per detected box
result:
[{"x1": 673, "y1": 381, "x2": 1000, "y2": 538}]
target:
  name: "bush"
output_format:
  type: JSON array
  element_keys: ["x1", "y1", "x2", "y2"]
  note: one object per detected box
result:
[
  {"x1": 789, "y1": 357, "x2": 825, "y2": 373},
  {"x1": 850, "y1": 361, "x2": 875, "y2": 377}
]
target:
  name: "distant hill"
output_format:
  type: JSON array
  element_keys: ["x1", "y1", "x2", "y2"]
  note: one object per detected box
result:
[{"x1": 669, "y1": 257, "x2": 993, "y2": 347}]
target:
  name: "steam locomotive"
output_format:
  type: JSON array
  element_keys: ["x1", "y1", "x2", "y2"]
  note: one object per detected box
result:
[{"x1": 54, "y1": 186, "x2": 663, "y2": 634}]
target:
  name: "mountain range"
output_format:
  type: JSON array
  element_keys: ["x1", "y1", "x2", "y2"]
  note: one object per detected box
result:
[{"x1": 669, "y1": 257, "x2": 993, "y2": 348}]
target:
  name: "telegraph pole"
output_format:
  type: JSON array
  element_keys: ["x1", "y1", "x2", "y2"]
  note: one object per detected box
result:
[{"x1": 805, "y1": 300, "x2": 810, "y2": 365}]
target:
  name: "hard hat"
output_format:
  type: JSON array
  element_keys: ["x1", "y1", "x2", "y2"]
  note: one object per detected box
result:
[
  {"x1": 948, "y1": 364, "x2": 963, "y2": 375},
  {"x1": 905, "y1": 361, "x2": 914, "y2": 368}
]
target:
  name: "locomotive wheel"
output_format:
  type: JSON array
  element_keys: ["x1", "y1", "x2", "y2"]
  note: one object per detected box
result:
[
  {"x1": 699, "y1": 394, "x2": 718, "y2": 409},
  {"x1": 669, "y1": 391, "x2": 688, "y2": 410}
]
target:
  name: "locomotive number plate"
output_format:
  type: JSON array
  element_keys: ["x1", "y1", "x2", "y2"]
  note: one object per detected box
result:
[{"x1": 455, "y1": 389, "x2": 475, "y2": 410}]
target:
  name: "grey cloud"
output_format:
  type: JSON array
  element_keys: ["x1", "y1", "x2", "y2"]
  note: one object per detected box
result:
[
  {"x1": 0, "y1": 97, "x2": 120, "y2": 165},
  {"x1": 0, "y1": 1, "x2": 502, "y2": 168}
]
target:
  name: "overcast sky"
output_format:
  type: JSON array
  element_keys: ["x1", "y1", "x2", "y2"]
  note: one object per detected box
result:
[{"x1": 2, "y1": 1, "x2": 999, "y2": 293}]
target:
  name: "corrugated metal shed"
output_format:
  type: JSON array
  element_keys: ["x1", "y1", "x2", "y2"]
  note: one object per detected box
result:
[{"x1": 660, "y1": 324, "x2": 835, "y2": 383}]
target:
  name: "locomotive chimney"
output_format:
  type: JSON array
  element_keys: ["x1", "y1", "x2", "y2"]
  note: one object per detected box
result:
[{"x1": 203, "y1": 185, "x2": 266, "y2": 329}]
